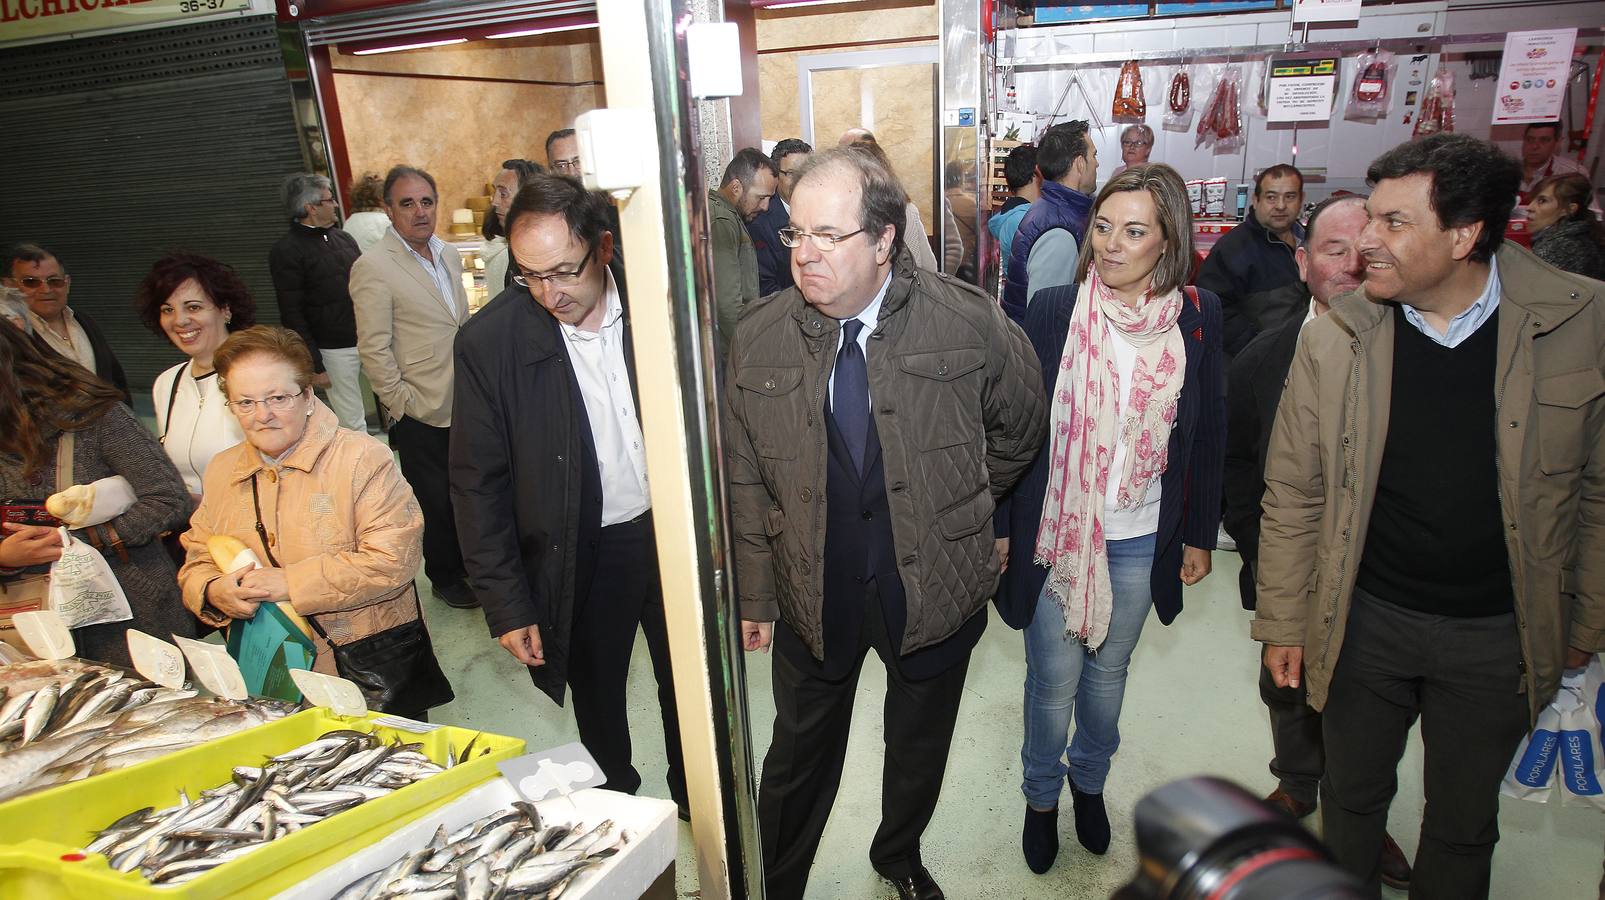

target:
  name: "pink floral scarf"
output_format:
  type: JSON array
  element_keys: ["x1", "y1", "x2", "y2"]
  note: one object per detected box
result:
[{"x1": 1034, "y1": 269, "x2": 1184, "y2": 648}]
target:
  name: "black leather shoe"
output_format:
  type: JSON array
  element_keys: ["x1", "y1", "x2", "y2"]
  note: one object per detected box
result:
[
  {"x1": 432, "y1": 581, "x2": 479, "y2": 609},
  {"x1": 1022, "y1": 805, "x2": 1059, "y2": 874},
  {"x1": 1070, "y1": 784, "x2": 1110, "y2": 855},
  {"x1": 874, "y1": 864, "x2": 944, "y2": 900},
  {"x1": 1379, "y1": 832, "x2": 1412, "y2": 890}
]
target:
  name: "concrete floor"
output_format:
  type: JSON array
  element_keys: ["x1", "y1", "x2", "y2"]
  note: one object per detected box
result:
[{"x1": 421, "y1": 550, "x2": 1605, "y2": 899}]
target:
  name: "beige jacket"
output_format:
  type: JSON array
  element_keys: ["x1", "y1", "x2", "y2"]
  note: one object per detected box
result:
[
  {"x1": 1252, "y1": 244, "x2": 1605, "y2": 722},
  {"x1": 178, "y1": 402, "x2": 426, "y2": 673},
  {"x1": 350, "y1": 229, "x2": 469, "y2": 427}
]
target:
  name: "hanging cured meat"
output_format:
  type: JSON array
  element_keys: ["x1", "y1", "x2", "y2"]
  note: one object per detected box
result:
[
  {"x1": 1113, "y1": 60, "x2": 1147, "y2": 121},
  {"x1": 1163, "y1": 67, "x2": 1195, "y2": 132},
  {"x1": 1345, "y1": 50, "x2": 1395, "y2": 122},
  {"x1": 1168, "y1": 70, "x2": 1190, "y2": 114},
  {"x1": 1195, "y1": 66, "x2": 1244, "y2": 152},
  {"x1": 1413, "y1": 67, "x2": 1456, "y2": 137}
]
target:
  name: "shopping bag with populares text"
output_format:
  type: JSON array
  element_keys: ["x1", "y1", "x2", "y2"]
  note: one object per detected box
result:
[
  {"x1": 46, "y1": 527, "x2": 133, "y2": 630},
  {"x1": 1503, "y1": 680, "x2": 1569, "y2": 803},
  {"x1": 1559, "y1": 666, "x2": 1605, "y2": 810}
]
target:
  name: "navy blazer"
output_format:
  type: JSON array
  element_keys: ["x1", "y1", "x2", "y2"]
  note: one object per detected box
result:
[
  {"x1": 995, "y1": 283, "x2": 1225, "y2": 629},
  {"x1": 746, "y1": 199, "x2": 793, "y2": 297}
]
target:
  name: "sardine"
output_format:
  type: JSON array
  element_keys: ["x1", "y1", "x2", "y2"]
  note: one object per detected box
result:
[{"x1": 19, "y1": 683, "x2": 58, "y2": 745}]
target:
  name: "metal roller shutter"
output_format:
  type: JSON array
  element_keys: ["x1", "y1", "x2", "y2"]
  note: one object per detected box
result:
[{"x1": 0, "y1": 15, "x2": 306, "y2": 393}]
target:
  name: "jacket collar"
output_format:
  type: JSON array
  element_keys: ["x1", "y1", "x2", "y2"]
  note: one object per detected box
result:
[
  {"x1": 229, "y1": 401, "x2": 341, "y2": 483},
  {"x1": 1328, "y1": 241, "x2": 1596, "y2": 340},
  {"x1": 1000, "y1": 196, "x2": 1030, "y2": 214},
  {"x1": 790, "y1": 247, "x2": 919, "y2": 338},
  {"x1": 709, "y1": 189, "x2": 740, "y2": 220},
  {"x1": 1039, "y1": 180, "x2": 1094, "y2": 213}
]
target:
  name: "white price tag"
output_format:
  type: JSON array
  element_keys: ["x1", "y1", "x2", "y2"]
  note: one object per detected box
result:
[
  {"x1": 12, "y1": 609, "x2": 74, "y2": 660},
  {"x1": 289, "y1": 668, "x2": 368, "y2": 718},
  {"x1": 174, "y1": 636, "x2": 248, "y2": 700},
  {"x1": 126, "y1": 630, "x2": 186, "y2": 689}
]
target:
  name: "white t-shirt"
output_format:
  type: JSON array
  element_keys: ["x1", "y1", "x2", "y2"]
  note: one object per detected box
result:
[
  {"x1": 153, "y1": 361, "x2": 246, "y2": 497},
  {"x1": 1103, "y1": 327, "x2": 1163, "y2": 540}
]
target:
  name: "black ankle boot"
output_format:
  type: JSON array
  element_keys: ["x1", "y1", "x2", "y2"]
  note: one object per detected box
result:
[
  {"x1": 1070, "y1": 785, "x2": 1110, "y2": 855},
  {"x1": 1022, "y1": 805, "x2": 1059, "y2": 874}
]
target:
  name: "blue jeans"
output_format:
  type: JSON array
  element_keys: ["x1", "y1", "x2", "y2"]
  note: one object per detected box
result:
[{"x1": 1020, "y1": 532, "x2": 1156, "y2": 809}]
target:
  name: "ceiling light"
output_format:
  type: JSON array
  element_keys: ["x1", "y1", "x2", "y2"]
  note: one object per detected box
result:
[
  {"x1": 350, "y1": 37, "x2": 467, "y2": 55},
  {"x1": 486, "y1": 21, "x2": 598, "y2": 39}
]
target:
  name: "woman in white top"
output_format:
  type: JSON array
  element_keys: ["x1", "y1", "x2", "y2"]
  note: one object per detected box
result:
[
  {"x1": 136, "y1": 253, "x2": 253, "y2": 503},
  {"x1": 343, "y1": 173, "x2": 391, "y2": 254}
]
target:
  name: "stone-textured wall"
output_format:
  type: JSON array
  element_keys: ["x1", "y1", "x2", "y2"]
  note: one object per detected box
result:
[
  {"x1": 330, "y1": 33, "x2": 603, "y2": 234},
  {"x1": 755, "y1": 1, "x2": 939, "y2": 238}
]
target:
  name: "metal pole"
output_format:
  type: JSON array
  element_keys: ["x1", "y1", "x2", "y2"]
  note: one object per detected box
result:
[{"x1": 593, "y1": 2, "x2": 764, "y2": 897}]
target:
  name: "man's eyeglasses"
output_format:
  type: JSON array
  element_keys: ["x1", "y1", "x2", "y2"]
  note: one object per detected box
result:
[
  {"x1": 777, "y1": 227, "x2": 865, "y2": 251},
  {"x1": 552, "y1": 158, "x2": 583, "y2": 174},
  {"x1": 514, "y1": 241, "x2": 597, "y2": 289},
  {"x1": 315, "y1": 196, "x2": 337, "y2": 207},
  {"x1": 227, "y1": 389, "x2": 305, "y2": 416},
  {"x1": 8, "y1": 275, "x2": 69, "y2": 291}
]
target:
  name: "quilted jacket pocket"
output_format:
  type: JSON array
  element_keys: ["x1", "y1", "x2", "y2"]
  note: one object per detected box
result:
[
  {"x1": 736, "y1": 366, "x2": 806, "y2": 459},
  {"x1": 936, "y1": 488, "x2": 990, "y2": 541}
]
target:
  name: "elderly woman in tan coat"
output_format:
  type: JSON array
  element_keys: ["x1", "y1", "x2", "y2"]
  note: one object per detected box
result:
[{"x1": 178, "y1": 326, "x2": 450, "y2": 718}]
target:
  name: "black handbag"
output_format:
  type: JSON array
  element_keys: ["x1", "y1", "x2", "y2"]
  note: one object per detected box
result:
[{"x1": 252, "y1": 475, "x2": 454, "y2": 716}]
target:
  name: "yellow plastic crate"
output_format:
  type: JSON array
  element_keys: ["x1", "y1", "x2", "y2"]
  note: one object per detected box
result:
[{"x1": 0, "y1": 709, "x2": 523, "y2": 899}]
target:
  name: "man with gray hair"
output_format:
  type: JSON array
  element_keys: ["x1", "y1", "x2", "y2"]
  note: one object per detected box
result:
[
  {"x1": 709, "y1": 147, "x2": 777, "y2": 353},
  {"x1": 725, "y1": 147, "x2": 1046, "y2": 900},
  {"x1": 268, "y1": 172, "x2": 365, "y2": 431}
]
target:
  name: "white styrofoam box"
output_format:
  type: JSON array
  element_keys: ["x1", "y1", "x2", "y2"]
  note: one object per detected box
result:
[{"x1": 274, "y1": 780, "x2": 677, "y2": 900}]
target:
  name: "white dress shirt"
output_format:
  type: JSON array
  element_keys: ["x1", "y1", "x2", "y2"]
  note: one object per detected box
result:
[
  {"x1": 392, "y1": 227, "x2": 461, "y2": 318},
  {"x1": 1401, "y1": 255, "x2": 1501, "y2": 349},
  {"x1": 828, "y1": 271, "x2": 892, "y2": 412},
  {"x1": 558, "y1": 269, "x2": 651, "y2": 526}
]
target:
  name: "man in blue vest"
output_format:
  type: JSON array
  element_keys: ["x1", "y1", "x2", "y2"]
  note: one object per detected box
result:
[{"x1": 1001, "y1": 120, "x2": 1097, "y2": 322}]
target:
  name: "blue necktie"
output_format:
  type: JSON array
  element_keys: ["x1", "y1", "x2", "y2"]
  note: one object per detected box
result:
[{"x1": 833, "y1": 319, "x2": 869, "y2": 472}]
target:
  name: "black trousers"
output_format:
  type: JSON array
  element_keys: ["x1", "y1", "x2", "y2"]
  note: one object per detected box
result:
[
  {"x1": 567, "y1": 514, "x2": 686, "y2": 806},
  {"x1": 1261, "y1": 642, "x2": 1325, "y2": 807},
  {"x1": 759, "y1": 582, "x2": 971, "y2": 900},
  {"x1": 1321, "y1": 589, "x2": 1528, "y2": 899},
  {"x1": 388, "y1": 416, "x2": 466, "y2": 590}
]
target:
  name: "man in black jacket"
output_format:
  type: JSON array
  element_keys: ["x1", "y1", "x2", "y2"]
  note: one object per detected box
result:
[
  {"x1": 3, "y1": 243, "x2": 129, "y2": 403},
  {"x1": 1222, "y1": 194, "x2": 1411, "y2": 890},
  {"x1": 449, "y1": 174, "x2": 686, "y2": 815},
  {"x1": 1195, "y1": 164, "x2": 1307, "y2": 355},
  {"x1": 269, "y1": 173, "x2": 366, "y2": 432},
  {"x1": 747, "y1": 138, "x2": 812, "y2": 297}
]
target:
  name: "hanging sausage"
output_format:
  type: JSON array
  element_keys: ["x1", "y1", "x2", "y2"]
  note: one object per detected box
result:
[
  {"x1": 1345, "y1": 49, "x2": 1395, "y2": 122},
  {"x1": 1413, "y1": 67, "x2": 1456, "y2": 137},
  {"x1": 1195, "y1": 65, "x2": 1244, "y2": 153},
  {"x1": 1163, "y1": 65, "x2": 1195, "y2": 132},
  {"x1": 1113, "y1": 60, "x2": 1147, "y2": 122}
]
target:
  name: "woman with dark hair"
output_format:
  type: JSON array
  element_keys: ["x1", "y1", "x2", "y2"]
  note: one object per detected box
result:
[
  {"x1": 134, "y1": 252, "x2": 257, "y2": 502},
  {"x1": 179, "y1": 326, "x2": 451, "y2": 718},
  {"x1": 1528, "y1": 173, "x2": 1605, "y2": 281},
  {"x1": 998, "y1": 163, "x2": 1224, "y2": 872},
  {"x1": 0, "y1": 325, "x2": 194, "y2": 666},
  {"x1": 344, "y1": 172, "x2": 390, "y2": 253}
]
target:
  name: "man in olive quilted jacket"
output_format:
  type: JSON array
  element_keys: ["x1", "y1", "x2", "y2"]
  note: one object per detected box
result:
[{"x1": 724, "y1": 147, "x2": 1047, "y2": 900}]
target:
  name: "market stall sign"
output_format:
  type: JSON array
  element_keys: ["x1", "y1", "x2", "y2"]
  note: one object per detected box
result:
[
  {"x1": 0, "y1": 0, "x2": 250, "y2": 44},
  {"x1": 1267, "y1": 57, "x2": 1339, "y2": 123},
  {"x1": 1292, "y1": 0, "x2": 1360, "y2": 24},
  {"x1": 1492, "y1": 28, "x2": 1578, "y2": 124}
]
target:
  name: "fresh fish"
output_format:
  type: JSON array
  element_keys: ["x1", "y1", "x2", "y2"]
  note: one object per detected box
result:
[
  {"x1": 0, "y1": 730, "x2": 101, "y2": 801},
  {"x1": 0, "y1": 688, "x2": 36, "y2": 726},
  {"x1": 19, "y1": 683, "x2": 59, "y2": 745},
  {"x1": 456, "y1": 859, "x2": 492, "y2": 900}
]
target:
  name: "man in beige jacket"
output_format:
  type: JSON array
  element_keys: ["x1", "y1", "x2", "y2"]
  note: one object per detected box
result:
[
  {"x1": 351, "y1": 166, "x2": 475, "y2": 610},
  {"x1": 1253, "y1": 134, "x2": 1605, "y2": 898}
]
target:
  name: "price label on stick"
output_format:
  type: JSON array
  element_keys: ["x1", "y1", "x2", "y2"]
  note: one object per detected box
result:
[
  {"x1": 175, "y1": 636, "x2": 248, "y2": 700},
  {"x1": 12, "y1": 610, "x2": 74, "y2": 660},
  {"x1": 127, "y1": 630, "x2": 186, "y2": 689},
  {"x1": 289, "y1": 668, "x2": 368, "y2": 718}
]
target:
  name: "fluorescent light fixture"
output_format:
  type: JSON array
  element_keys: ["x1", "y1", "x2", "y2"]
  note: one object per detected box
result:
[
  {"x1": 486, "y1": 20, "x2": 598, "y2": 39},
  {"x1": 752, "y1": 0, "x2": 862, "y2": 8},
  {"x1": 350, "y1": 37, "x2": 467, "y2": 55}
]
